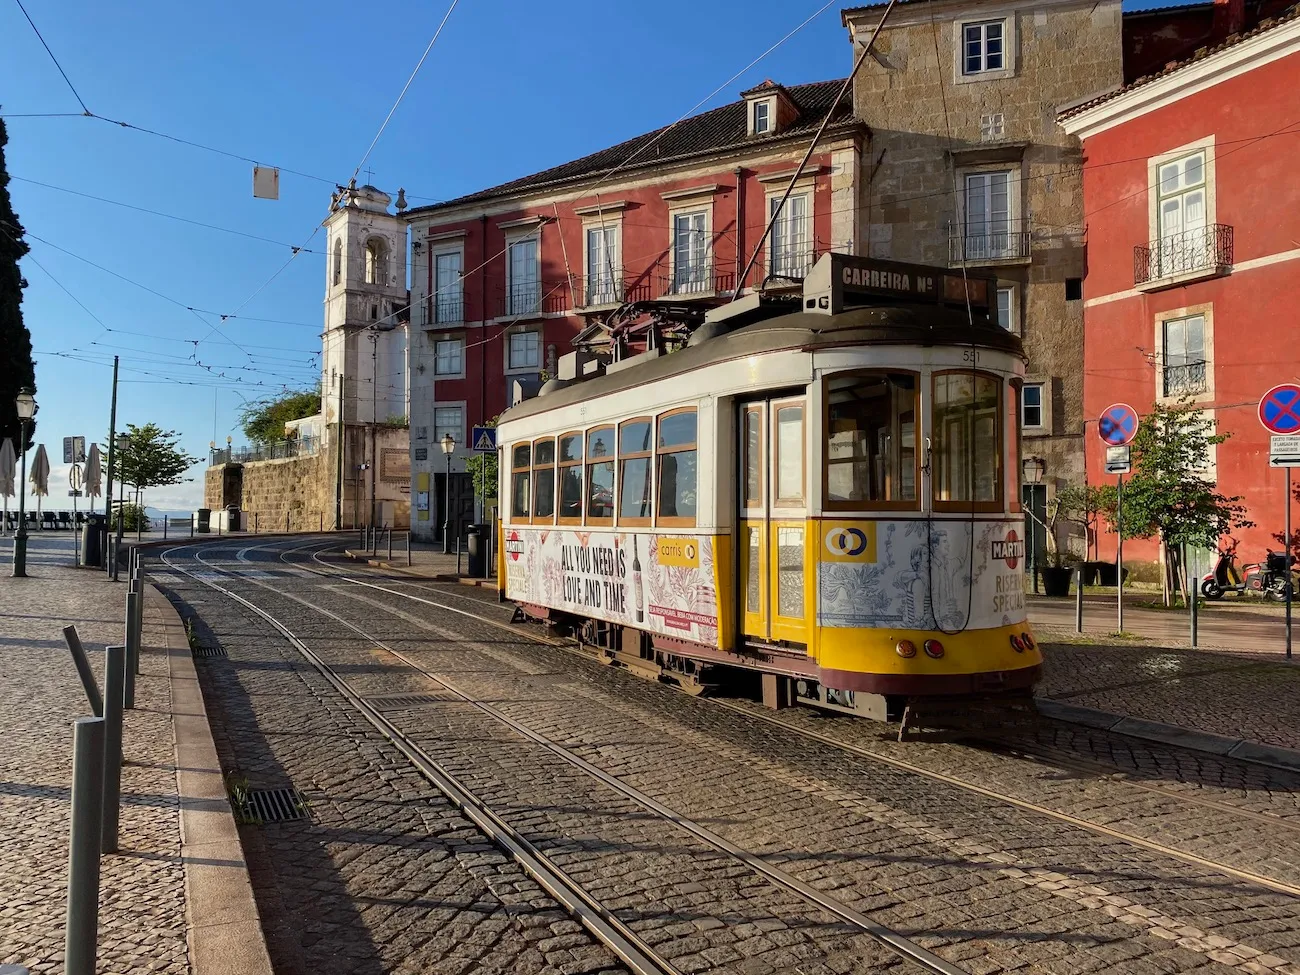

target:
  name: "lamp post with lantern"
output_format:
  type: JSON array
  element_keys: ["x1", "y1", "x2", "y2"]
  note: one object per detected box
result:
[
  {"x1": 440, "y1": 433, "x2": 456, "y2": 554},
  {"x1": 1022, "y1": 456, "x2": 1046, "y2": 595},
  {"x1": 11, "y1": 388, "x2": 37, "y2": 578}
]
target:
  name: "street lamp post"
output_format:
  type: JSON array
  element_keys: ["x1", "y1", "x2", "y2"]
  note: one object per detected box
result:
[
  {"x1": 1022, "y1": 456, "x2": 1046, "y2": 595},
  {"x1": 11, "y1": 388, "x2": 37, "y2": 578},
  {"x1": 440, "y1": 433, "x2": 456, "y2": 555}
]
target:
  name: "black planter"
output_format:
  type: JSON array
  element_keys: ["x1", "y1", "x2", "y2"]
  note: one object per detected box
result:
[
  {"x1": 1080, "y1": 561, "x2": 1104, "y2": 587},
  {"x1": 1094, "y1": 562, "x2": 1130, "y2": 587},
  {"x1": 1041, "y1": 566, "x2": 1074, "y2": 597}
]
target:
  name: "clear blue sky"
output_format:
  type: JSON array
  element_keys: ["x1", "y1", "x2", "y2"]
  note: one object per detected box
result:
[{"x1": 2, "y1": 0, "x2": 1186, "y2": 512}]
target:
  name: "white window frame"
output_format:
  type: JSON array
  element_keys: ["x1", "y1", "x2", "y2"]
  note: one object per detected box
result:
[
  {"x1": 433, "y1": 336, "x2": 464, "y2": 378},
  {"x1": 752, "y1": 99, "x2": 774, "y2": 135},
  {"x1": 956, "y1": 166, "x2": 1022, "y2": 262},
  {"x1": 432, "y1": 403, "x2": 465, "y2": 447},
  {"x1": 1155, "y1": 303, "x2": 1215, "y2": 406},
  {"x1": 1021, "y1": 381, "x2": 1046, "y2": 432},
  {"x1": 506, "y1": 329, "x2": 542, "y2": 375},
  {"x1": 1145, "y1": 136, "x2": 1218, "y2": 283},
  {"x1": 505, "y1": 232, "x2": 542, "y2": 317},
  {"x1": 996, "y1": 283, "x2": 1018, "y2": 333},
  {"x1": 431, "y1": 246, "x2": 464, "y2": 325},
  {"x1": 669, "y1": 206, "x2": 713, "y2": 294},
  {"x1": 581, "y1": 217, "x2": 622, "y2": 307},
  {"x1": 766, "y1": 186, "x2": 814, "y2": 280},
  {"x1": 954, "y1": 15, "x2": 1016, "y2": 83}
]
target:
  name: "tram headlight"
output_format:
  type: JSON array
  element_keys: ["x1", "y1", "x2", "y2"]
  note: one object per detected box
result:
[
  {"x1": 922, "y1": 639, "x2": 945, "y2": 659},
  {"x1": 895, "y1": 639, "x2": 917, "y2": 658},
  {"x1": 1021, "y1": 632, "x2": 1035, "y2": 651}
]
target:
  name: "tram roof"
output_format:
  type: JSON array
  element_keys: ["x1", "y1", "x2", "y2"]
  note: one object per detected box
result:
[{"x1": 499, "y1": 300, "x2": 1025, "y2": 426}]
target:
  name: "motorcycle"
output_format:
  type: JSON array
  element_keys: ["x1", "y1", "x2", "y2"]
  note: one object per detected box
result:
[{"x1": 1202, "y1": 546, "x2": 1298, "y2": 601}]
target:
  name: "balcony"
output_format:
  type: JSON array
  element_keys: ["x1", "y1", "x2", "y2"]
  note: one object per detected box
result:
[
  {"x1": 427, "y1": 296, "x2": 464, "y2": 327},
  {"x1": 1134, "y1": 224, "x2": 1233, "y2": 289},
  {"x1": 493, "y1": 282, "x2": 566, "y2": 319},
  {"x1": 657, "y1": 264, "x2": 736, "y2": 298},
  {"x1": 1163, "y1": 360, "x2": 1207, "y2": 398},
  {"x1": 948, "y1": 219, "x2": 1032, "y2": 264},
  {"x1": 210, "y1": 435, "x2": 321, "y2": 467}
]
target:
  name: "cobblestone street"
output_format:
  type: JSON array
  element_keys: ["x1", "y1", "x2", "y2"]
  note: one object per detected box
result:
[{"x1": 142, "y1": 535, "x2": 1300, "y2": 975}]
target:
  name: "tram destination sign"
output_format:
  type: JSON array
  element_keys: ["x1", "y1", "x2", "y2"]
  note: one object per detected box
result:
[{"x1": 809, "y1": 253, "x2": 994, "y2": 316}]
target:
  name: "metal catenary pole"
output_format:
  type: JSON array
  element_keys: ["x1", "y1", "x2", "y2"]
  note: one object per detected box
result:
[
  {"x1": 65, "y1": 716, "x2": 106, "y2": 975},
  {"x1": 1116, "y1": 473, "x2": 1125, "y2": 634}
]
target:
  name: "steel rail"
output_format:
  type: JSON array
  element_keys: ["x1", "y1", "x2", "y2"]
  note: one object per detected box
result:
[
  {"x1": 157, "y1": 542, "x2": 685, "y2": 975},
  {"x1": 286, "y1": 540, "x2": 1300, "y2": 902}
]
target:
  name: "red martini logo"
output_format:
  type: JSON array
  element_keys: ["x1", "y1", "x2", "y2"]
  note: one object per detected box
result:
[
  {"x1": 505, "y1": 530, "x2": 523, "y2": 562},
  {"x1": 991, "y1": 530, "x2": 1024, "y2": 569}
]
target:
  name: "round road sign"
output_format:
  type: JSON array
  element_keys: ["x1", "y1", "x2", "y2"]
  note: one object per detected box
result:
[
  {"x1": 1098, "y1": 403, "x2": 1139, "y2": 447},
  {"x1": 69, "y1": 463, "x2": 83, "y2": 491},
  {"x1": 1259, "y1": 384, "x2": 1300, "y2": 435}
]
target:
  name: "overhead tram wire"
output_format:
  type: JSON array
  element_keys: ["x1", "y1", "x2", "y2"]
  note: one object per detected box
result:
[{"x1": 13, "y1": 0, "x2": 90, "y2": 114}]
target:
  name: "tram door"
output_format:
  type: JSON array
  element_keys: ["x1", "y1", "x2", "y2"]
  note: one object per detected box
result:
[{"x1": 739, "y1": 396, "x2": 809, "y2": 648}]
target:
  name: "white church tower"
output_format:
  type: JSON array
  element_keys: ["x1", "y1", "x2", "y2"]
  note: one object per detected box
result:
[{"x1": 321, "y1": 182, "x2": 412, "y2": 528}]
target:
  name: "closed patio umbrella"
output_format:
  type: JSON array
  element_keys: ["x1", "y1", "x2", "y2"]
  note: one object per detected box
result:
[
  {"x1": 84, "y1": 443, "x2": 102, "y2": 511},
  {"x1": 0, "y1": 438, "x2": 14, "y2": 535},
  {"x1": 30, "y1": 443, "x2": 49, "y2": 523}
]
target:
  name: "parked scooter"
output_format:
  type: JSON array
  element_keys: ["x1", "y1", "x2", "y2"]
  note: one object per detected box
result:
[{"x1": 1202, "y1": 545, "x2": 1298, "y2": 601}]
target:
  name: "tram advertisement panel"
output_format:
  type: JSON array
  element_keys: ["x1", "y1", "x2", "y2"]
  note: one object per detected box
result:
[
  {"x1": 504, "y1": 529, "x2": 721, "y2": 647},
  {"x1": 817, "y1": 518, "x2": 1028, "y2": 631}
]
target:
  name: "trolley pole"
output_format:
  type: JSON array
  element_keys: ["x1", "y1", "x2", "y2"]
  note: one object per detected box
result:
[{"x1": 1116, "y1": 473, "x2": 1125, "y2": 634}]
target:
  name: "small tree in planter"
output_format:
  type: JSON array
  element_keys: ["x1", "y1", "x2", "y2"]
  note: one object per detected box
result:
[
  {"x1": 1038, "y1": 489, "x2": 1091, "y2": 596},
  {"x1": 1054, "y1": 483, "x2": 1109, "y2": 583}
]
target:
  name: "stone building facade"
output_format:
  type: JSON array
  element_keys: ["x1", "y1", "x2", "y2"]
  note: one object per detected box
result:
[{"x1": 843, "y1": 0, "x2": 1124, "y2": 551}]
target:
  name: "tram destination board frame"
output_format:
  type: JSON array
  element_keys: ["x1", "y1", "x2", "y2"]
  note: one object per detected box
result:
[{"x1": 804, "y1": 254, "x2": 997, "y2": 318}]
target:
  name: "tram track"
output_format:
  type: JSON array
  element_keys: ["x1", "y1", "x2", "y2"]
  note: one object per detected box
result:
[
  {"x1": 283, "y1": 538, "x2": 1300, "y2": 902},
  {"x1": 160, "y1": 539, "x2": 969, "y2": 975}
]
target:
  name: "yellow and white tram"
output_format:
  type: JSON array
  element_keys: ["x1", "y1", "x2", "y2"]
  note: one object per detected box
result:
[{"x1": 496, "y1": 252, "x2": 1041, "y2": 719}]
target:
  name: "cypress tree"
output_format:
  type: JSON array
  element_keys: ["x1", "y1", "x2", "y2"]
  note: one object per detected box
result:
[{"x1": 0, "y1": 115, "x2": 36, "y2": 449}]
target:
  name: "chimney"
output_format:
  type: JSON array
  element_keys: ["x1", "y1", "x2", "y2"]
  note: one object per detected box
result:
[{"x1": 1213, "y1": 0, "x2": 1245, "y2": 36}]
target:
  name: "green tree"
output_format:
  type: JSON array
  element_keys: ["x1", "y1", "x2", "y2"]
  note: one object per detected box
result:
[
  {"x1": 116, "y1": 423, "x2": 201, "y2": 503},
  {"x1": 1103, "y1": 401, "x2": 1252, "y2": 605},
  {"x1": 239, "y1": 387, "x2": 321, "y2": 444},
  {"x1": 0, "y1": 116, "x2": 36, "y2": 450}
]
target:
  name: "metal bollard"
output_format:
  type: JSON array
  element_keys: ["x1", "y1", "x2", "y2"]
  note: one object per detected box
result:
[
  {"x1": 456, "y1": 535, "x2": 462, "y2": 576},
  {"x1": 61, "y1": 626, "x2": 103, "y2": 717},
  {"x1": 387, "y1": 528, "x2": 392, "y2": 561},
  {"x1": 1190, "y1": 587, "x2": 1199, "y2": 648},
  {"x1": 101, "y1": 645, "x2": 125, "y2": 854},
  {"x1": 254, "y1": 512, "x2": 259, "y2": 534},
  {"x1": 65, "y1": 716, "x2": 106, "y2": 975},
  {"x1": 134, "y1": 579, "x2": 145, "y2": 675},
  {"x1": 286, "y1": 510, "x2": 290, "y2": 533},
  {"x1": 1075, "y1": 565, "x2": 1084, "y2": 634},
  {"x1": 406, "y1": 530, "x2": 411, "y2": 567},
  {"x1": 124, "y1": 587, "x2": 138, "y2": 710}
]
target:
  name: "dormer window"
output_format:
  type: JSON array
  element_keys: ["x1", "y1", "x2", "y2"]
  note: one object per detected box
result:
[{"x1": 753, "y1": 100, "x2": 772, "y2": 135}]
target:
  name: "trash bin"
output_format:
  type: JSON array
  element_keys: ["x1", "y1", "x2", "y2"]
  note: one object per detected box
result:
[
  {"x1": 82, "y1": 513, "x2": 105, "y2": 568},
  {"x1": 466, "y1": 523, "x2": 487, "y2": 578},
  {"x1": 196, "y1": 508, "x2": 211, "y2": 534},
  {"x1": 225, "y1": 505, "x2": 241, "y2": 533}
]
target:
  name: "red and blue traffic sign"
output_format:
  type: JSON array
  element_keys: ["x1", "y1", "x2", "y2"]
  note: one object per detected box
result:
[
  {"x1": 1098, "y1": 403, "x2": 1139, "y2": 446},
  {"x1": 1259, "y1": 384, "x2": 1300, "y2": 434}
]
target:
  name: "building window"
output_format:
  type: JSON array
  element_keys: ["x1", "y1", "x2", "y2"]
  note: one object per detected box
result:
[
  {"x1": 433, "y1": 251, "x2": 463, "y2": 323},
  {"x1": 333, "y1": 238, "x2": 342, "y2": 287},
  {"x1": 672, "y1": 211, "x2": 709, "y2": 293},
  {"x1": 1152, "y1": 150, "x2": 1211, "y2": 277},
  {"x1": 586, "y1": 426, "x2": 615, "y2": 524},
  {"x1": 933, "y1": 372, "x2": 1001, "y2": 510},
  {"x1": 996, "y1": 286, "x2": 1015, "y2": 331},
  {"x1": 365, "y1": 238, "x2": 388, "y2": 285},
  {"x1": 769, "y1": 193, "x2": 811, "y2": 279},
  {"x1": 825, "y1": 372, "x2": 918, "y2": 508},
  {"x1": 507, "y1": 331, "x2": 540, "y2": 372},
  {"x1": 657, "y1": 410, "x2": 697, "y2": 526},
  {"x1": 1163, "y1": 314, "x2": 1207, "y2": 396},
  {"x1": 753, "y1": 100, "x2": 771, "y2": 135},
  {"x1": 962, "y1": 171, "x2": 1014, "y2": 260},
  {"x1": 433, "y1": 406, "x2": 463, "y2": 446},
  {"x1": 506, "y1": 236, "x2": 540, "y2": 315},
  {"x1": 963, "y1": 20, "x2": 1005, "y2": 74},
  {"x1": 585, "y1": 225, "x2": 620, "y2": 305},
  {"x1": 433, "y1": 338, "x2": 463, "y2": 376},
  {"x1": 1022, "y1": 383, "x2": 1044, "y2": 428},
  {"x1": 1065, "y1": 277, "x2": 1083, "y2": 301}
]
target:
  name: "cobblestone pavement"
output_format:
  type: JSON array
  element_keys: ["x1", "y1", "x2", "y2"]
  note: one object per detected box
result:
[
  {"x1": 0, "y1": 537, "x2": 190, "y2": 974},
  {"x1": 161, "y1": 537, "x2": 1300, "y2": 975}
]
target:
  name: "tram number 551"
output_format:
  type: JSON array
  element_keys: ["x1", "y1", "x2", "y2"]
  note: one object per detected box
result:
[{"x1": 962, "y1": 349, "x2": 981, "y2": 363}]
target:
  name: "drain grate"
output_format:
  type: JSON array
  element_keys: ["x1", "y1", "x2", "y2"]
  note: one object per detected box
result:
[
  {"x1": 364, "y1": 691, "x2": 458, "y2": 710},
  {"x1": 191, "y1": 646, "x2": 227, "y2": 658},
  {"x1": 236, "y1": 787, "x2": 309, "y2": 824}
]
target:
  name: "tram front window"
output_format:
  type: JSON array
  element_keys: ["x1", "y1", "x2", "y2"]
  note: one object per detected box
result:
[
  {"x1": 825, "y1": 372, "x2": 917, "y2": 507},
  {"x1": 933, "y1": 372, "x2": 1001, "y2": 509}
]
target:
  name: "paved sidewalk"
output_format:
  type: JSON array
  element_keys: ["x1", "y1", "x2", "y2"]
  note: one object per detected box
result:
[{"x1": 0, "y1": 536, "x2": 270, "y2": 975}]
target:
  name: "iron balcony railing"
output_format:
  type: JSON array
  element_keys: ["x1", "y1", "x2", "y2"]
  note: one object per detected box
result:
[
  {"x1": 662, "y1": 263, "x2": 719, "y2": 296},
  {"x1": 210, "y1": 435, "x2": 321, "y2": 467},
  {"x1": 429, "y1": 296, "x2": 464, "y2": 326},
  {"x1": 581, "y1": 270, "x2": 624, "y2": 307},
  {"x1": 948, "y1": 219, "x2": 1032, "y2": 263},
  {"x1": 1134, "y1": 224, "x2": 1233, "y2": 285},
  {"x1": 1163, "y1": 360, "x2": 1208, "y2": 397}
]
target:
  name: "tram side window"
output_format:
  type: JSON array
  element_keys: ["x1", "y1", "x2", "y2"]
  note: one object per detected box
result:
[
  {"x1": 825, "y1": 372, "x2": 918, "y2": 508},
  {"x1": 657, "y1": 410, "x2": 697, "y2": 525},
  {"x1": 510, "y1": 444, "x2": 531, "y2": 521},
  {"x1": 558, "y1": 433, "x2": 583, "y2": 522},
  {"x1": 586, "y1": 426, "x2": 615, "y2": 523},
  {"x1": 932, "y1": 372, "x2": 1002, "y2": 509},
  {"x1": 619, "y1": 418, "x2": 653, "y2": 524},
  {"x1": 532, "y1": 438, "x2": 556, "y2": 522}
]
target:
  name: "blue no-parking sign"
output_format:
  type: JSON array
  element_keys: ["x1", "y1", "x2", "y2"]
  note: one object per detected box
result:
[
  {"x1": 1259, "y1": 384, "x2": 1300, "y2": 435},
  {"x1": 1098, "y1": 403, "x2": 1138, "y2": 447}
]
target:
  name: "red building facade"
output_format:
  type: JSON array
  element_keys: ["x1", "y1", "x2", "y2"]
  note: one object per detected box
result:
[
  {"x1": 401, "y1": 80, "x2": 864, "y2": 536},
  {"x1": 1060, "y1": 8, "x2": 1300, "y2": 564}
]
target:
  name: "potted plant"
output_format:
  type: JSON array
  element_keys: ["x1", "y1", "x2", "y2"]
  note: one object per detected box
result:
[{"x1": 1039, "y1": 490, "x2": 1082, "y2": 597}]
